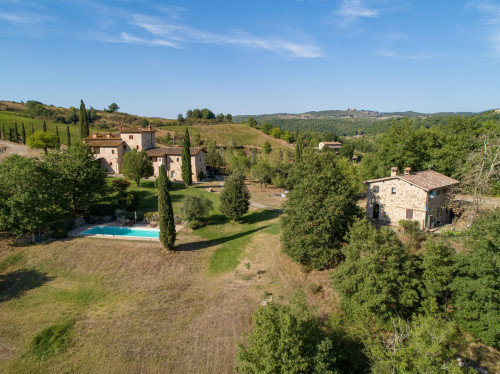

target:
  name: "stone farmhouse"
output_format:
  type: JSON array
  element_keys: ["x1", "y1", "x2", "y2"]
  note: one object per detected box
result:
[
  {"x1": 84, "y1": 127, "x2": 206, "y2": 183},
  {"x1": 318, "y1": 141, "x2": 342, "y2": 151},
  {"x1": 365, "y1": 167, "x2": 459, "y2": 230}
]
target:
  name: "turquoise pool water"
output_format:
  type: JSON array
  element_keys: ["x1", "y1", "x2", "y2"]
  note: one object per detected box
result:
[{"x1": 82, "y1": 226, "x2": 160, "y2": 238}]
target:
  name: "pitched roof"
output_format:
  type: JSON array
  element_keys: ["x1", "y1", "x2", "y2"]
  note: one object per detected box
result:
[
  {"x1": 365, "y1": 170, "x2": 459, "y2": 191},
  {"x1": 119, "y1": 128, "x2": 156, "y2": 133},
  {"x1": 146, "y1": 147, "x2": 204, "y2": 157},
  {"x1": 85, "y1": 133, "x2": 121, "y2": 140},
  {"x1": 85, "y1": 139, "x2": 124, "y2": 147}
]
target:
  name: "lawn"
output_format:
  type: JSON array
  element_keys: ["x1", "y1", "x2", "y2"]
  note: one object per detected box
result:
[{"x1": 0, "y1": 204, "x2": 331, "y2": 373}]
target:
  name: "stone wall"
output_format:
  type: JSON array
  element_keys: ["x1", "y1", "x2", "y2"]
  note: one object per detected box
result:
[
  {"x1": 150, "y1": 152, "x2": 206, "y2": 182},
  {"x1": 95, "y1": 146, "x2": 123, "y2": 174},
  {"x1": 120, "y1": 132, "x2": 155, "y2": 151},
  {"x1": 366, "y1": 178, "x2": 428, "y2": 229}
]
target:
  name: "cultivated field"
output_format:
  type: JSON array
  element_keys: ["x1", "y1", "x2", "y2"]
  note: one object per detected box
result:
[{"x1": 157, "y1": 124, "x2": 293, "y2": 151}]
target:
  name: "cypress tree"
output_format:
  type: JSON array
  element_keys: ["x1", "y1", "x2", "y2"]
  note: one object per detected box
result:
[
  {"x1": 8, "y1": 127, "x2": 13, "y2": 141},
  {"x1": 55, "y1": 126, "x2": 61, "y2": 148},
  {"x1": 14, "y1": 123, "x2": 19, "y2": 143},
  {"x1": 79, "y1": 100, "x2": 89, "y2": 140},
  {"x1": 30, "y1": 123, "x2": 34, "y2": 135},
  {"x1": 22, "y1": 123, "x2": 26, "y2": 144},
  {"x1": 42, "y1": 121, "x2": 47, "y2": 132},
  {"x1": 66, "y1": 125, "x2": 71, "y2": 148},
  {"x1": 0, "y1": 124, "x2": 4, "y2": 140},
  {"x1": 181, "y1": 127, "x2": 193, "y2": 185},
  {"x1": 158, "y1": 166, "x2": 176, "y2": 250}
]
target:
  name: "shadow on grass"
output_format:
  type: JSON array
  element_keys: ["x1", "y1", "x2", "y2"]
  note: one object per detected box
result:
[
  {"x1": 0, "y1": 269, "x2": 53, "y2": 303},
  {"x1": 175, "y1": 225, "x2": 269, "y2": 252},
  {"x1": 239, "y1": 209, "x2": 282, "y2": 225}
]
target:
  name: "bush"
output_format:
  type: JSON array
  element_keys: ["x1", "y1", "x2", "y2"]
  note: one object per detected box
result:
[
  {"x1": 88, "y1": 201, "x2": 117, "y2": 216},
  {"x1": 188, "y1": 219, "x2": 205, "y2": 230},
  {"x1": 144, "y1": 211, "x2": 159, "y2": 221},
  {"x1": 179, "y1": 195, "x2": 213, "y2": 221}
]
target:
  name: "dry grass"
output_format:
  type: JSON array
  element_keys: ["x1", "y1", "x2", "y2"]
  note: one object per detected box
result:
[{"x1": 0, "y1": 212, "x2": 335, "y2": 373}]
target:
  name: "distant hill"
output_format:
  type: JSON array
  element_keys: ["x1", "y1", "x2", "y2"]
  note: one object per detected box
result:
[{"x1": 232, "y1": 108, "x2": 496, "y2": 136}]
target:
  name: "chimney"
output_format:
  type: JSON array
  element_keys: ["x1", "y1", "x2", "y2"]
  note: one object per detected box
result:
[
  {"x1": 390, "y1": 167, "x2": 398, "y2": 177},
  {"x1": 404, "y1": 167, "x2": 412, "y2": 175},
  {"x1": 106, "y1": 134, "x2": 111, "y2": 138},
  {"x1": 92, "y1": 133, "x2": 98, "y2": 138},
  {"x1": 120, "y1": 125, "x2": 124, "y2": 130}
]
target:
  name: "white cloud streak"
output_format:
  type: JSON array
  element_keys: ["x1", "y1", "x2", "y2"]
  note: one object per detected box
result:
[
  {"x1": 0, "y1": 12, "x2": 47, "y2": 25},
  {"x1": 110, "y1": 13, "x2": 323, "y2": 58},
  {"x1": 470, "y1": 1, "x2": 500, "y2": 56},
  {"x1": 334, "y1": 0, "x2": 378, "y2": 25}
]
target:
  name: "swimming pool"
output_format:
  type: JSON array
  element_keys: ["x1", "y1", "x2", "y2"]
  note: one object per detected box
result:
[{"x1": 82, "y1": 226, "x2": 160, "y2": 239}]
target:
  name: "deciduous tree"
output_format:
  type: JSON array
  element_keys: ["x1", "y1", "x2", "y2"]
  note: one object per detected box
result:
[
  {"x1": 122, "y1": 149, "x2": 154, "y2": 186},
  {"x1": 27, "y1": 131, "x2": 59, "y2": 154},
  {"x1": 262, "y1": 141, "x2": 271, "y2": 155},
  {"x1": 281, "y1": 153, "x2": 361, "y2": 269}
]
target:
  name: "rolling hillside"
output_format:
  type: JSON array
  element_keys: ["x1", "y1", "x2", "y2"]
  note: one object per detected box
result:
[
  {"x1": 0, "y1": 101, "x2": 292, "y2": 151},
  {"x1": 156, "y1": 124, "x2": 292, "y2": 150}
]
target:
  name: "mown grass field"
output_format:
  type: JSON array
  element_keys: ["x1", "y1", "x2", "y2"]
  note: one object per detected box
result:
[
  {"x1": 0, "y1": 181, "x2": 335, "y2": 373},
  {"x1": 157, "y1": 123, "x2": 293, "y2": 150},
  {"x1": 0, "y1": 111, "x2": 81, "y2": 146}
]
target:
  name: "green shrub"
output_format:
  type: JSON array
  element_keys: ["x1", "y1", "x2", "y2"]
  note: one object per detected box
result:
[
  {"x1": 88, "y1": 201, "x2": 117, "y2": 216},
  {"x1": 144, "y1": 211, "x2": 159, "y2": 221},
  {"x1": 31, "y1": 320, "x2": 74, "y2": 360},
  {"x1": 189, "y1": 219, "x2": 205, "y2": 229},
  {"x1": 180, "y1": 195, "x2": 213, "y2": 222}
]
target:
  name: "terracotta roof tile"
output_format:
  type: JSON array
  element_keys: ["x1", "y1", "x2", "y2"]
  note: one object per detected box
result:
[
  {"x1": 119, "y1": 128, "x2": 156, "y2": 133},
  {"x1": 365, "y1": 170, "x2": 459, "y2": 191},
  {"x1": 146, "y1": 147, "x2": 204, "y2": 156},
  {"x1": 85, "y1": 139, "x2": 124, "y2": 147}
]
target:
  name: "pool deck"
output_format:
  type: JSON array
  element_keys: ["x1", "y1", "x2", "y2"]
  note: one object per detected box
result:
[{"x1": 69, "y1": 222, "x2": 183, "y2": 241}]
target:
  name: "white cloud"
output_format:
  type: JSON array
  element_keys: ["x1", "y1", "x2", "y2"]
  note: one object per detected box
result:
[
  {"x1": 111, "y1": 13, "x2": 323, "y2": 58},
  {"x1": 470, "y1": 1, "x2": 500, "y2": 56},
  {"x1": 334, "y1": 0, "x2": 379, "y2": 24},
  {"x1": 0, "y1": 12, "x2": 46, "y2": 25}
]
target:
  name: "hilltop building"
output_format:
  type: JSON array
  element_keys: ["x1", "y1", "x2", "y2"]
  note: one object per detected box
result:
[
  {"x1": 318, "y1": 141, "x2": 342, "y2": 151},
  {"x1": 84, "y1": 127, "x2": 206, "y2": 182},
  {"x1": 364, "y1": 167, "x2": 459, "y2": 230}
]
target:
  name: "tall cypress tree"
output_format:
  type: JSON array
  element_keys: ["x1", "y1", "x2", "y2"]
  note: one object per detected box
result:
[
  {"x1": 181, "y1": 127, "x2": 192, "y2": 185},
  {"x1": 8, "y1": 127, "x2": 13, "y2": 141},
  {"x1": 1, "y1": 124, "x2": 4, "y2": 140},
  {"x1": 14, "y1": 123, "x2": 19, "y2": 143},
  {"x1": 22, "y1": 123, "x2": 26, "y2": 144},
  {"x1": 158, "y1": 166, "x2": 176, "y2": 250},
  {"x1": 30, "y1": 123, "x2": 34, "y2": 135},
  {"x1": 79, "y1": 100, "x2": 89, "y2": 140},
  {"x1": 66, "y1": 125, "x2": 71, "y2": 148},
  {"x1": 55, "y1": 126, "x2": 61, "y2": 148},
  {"x1": 42, "y1": 121, "x2": 47, "y2": 132}
]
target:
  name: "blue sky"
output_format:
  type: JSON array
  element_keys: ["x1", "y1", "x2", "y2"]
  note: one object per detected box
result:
[{"x1": 1, "y1": 0, "x2": 499, "y2": 118}]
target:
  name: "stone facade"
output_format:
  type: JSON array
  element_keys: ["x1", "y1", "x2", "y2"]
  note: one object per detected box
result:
[
  {"x1": 149, "y1": 147, "x2": 206, "y2": 183},
  {"x1": 365, "y1": 168, "x2": 459, "y2": 230},
  {"x1": 95, "y1": 145, "x2": 125, "y2": 173},
  {"x1": 120, "y1": 130, "x2": 155, "y2": 152}
]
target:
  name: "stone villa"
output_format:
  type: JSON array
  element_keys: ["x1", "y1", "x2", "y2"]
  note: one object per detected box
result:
[
  {"x1": 365, "y1": 167, "x2": 459, "y2": 230},
  {"x1": 84, "y1": 127, "x2": 206, "y2": 183}
]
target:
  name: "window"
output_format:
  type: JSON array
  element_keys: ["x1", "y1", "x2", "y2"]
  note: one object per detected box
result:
[
  {"x1": 110, "y1": 162, "x2": 112, "y2": 166},
  {"x1": 129, "y1": 135, "x2": 133, "y2": 140},
  {"x1": 406, "y1": 209, "x2": 413, "y2": 219},
  {"x1": 177, "y1": 158, "x2": 179, "y2": 162},
  {"x1": 136, "y1": 145, "x2": 139, "y2": 150},
  {"x1": 373, "y1": 204, "x2": 380, "y2": 219},
  {"x1": 171, "y1": 171, "x2": 175, "y2": 178},
  {"x1": 111, "y1": 149, "x2": 115, "y2": 154},
  {"x1": 152, "y1": 157, "x2": 157, "y2": 162},
  {"x1": 392, "y1": 187, "x2": 396, "y2": 195},
  {"x1": 372, "y1": 185, "x2": 379, "y2": 193},
  {"x1": 123, "y1": 144, "x2": 126, "y2": 150}
]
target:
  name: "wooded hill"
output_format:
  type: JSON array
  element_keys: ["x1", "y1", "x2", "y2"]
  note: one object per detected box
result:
[{"x1": 234, "y1": 108, "x2": 500, "y2": 136}]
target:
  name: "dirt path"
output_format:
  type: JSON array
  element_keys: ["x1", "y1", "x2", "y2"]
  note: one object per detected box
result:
[{"x1": 0, "y1": 140, "x2": 40, "y2": 160}]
